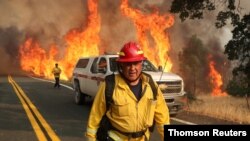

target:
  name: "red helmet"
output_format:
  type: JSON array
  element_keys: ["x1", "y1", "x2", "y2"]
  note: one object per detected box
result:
[{"x1": 117, "y1": 42, "x2": 147, "y2": 62}]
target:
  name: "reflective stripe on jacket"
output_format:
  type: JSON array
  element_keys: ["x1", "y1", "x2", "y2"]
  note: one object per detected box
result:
[{"x1": 86, "y1": 73, "x2": 170, "y2": 141}]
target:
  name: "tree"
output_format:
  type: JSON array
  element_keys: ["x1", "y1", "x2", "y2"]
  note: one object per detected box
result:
[
  {"x1": 170, "y1": 0, "x2": 215, "y2": 21},
  {"x1": 178, "y1": 35, "x2": 210, "y2": 96},
  {"x1": 170, "y1": 0, "x2": 250, "y2": 96},
  {"x1": 226, "y1": 74, "x2": 250, "y2": 110}
]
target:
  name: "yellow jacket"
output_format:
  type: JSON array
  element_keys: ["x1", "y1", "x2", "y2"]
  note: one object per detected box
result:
[
  {"x1": 86, "y1": 74, "x2": 170, "y2": 141},
  {"x1": 52, "y1": 67, "x2": 61, "y2": 78}
]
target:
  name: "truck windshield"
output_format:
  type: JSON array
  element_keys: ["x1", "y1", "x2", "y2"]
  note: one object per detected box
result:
[{"x1": 109, "y1": 57, "x2": 158, "y2": 72}]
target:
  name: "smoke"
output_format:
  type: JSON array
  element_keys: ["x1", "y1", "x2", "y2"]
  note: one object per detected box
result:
[
  {"x1": 102, "y1": 0, "x2": 230, "y2": 74},
  {"x1": 0, "y1": 0, "x2": 248, "y2": 75},
  {"x1": 99, "y1": 0, "x2": 136, "y2": 54},
  {"x1": 0, "y1": 26, "x2": 23, "y2": 74},
  {"x1": 168, "y1": 0, "x2": 249, "y2": 73},
  {"x1": 98, "y1": 0, "x2": 169, "y2": 54},
  {"x1": 0, "y1": 0, "x2": 86, "y2": 74}
]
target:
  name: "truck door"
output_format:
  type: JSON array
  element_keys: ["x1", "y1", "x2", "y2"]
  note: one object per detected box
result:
[{"x1": 86, "y1": 57, "x2": 107, "y2": 96}]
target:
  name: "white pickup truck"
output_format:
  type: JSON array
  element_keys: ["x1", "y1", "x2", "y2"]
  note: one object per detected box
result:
[{"x1": 72, "y1": 55, "x2": 186, "y2": 115}]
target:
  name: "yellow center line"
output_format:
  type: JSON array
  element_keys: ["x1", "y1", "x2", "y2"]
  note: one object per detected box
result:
[
  {"x1": 8, "y1": 76, "x2": 47, "y2": 141},
  {"x1": 8, "y1": 75, "x2": 60, "y2": 141}
]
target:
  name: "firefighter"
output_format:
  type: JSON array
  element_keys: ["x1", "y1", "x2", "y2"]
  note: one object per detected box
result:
[
  {"x1": 52, "y1": 63, "x2": 61, "y2": 88},
  {"x1": 85, "y1": 42, "x2": 170, "y2": 141}
]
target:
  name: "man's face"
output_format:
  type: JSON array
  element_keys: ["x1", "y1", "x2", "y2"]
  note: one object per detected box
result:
[{"x1": 120, "y1": 61, "x2": 143, "y2": 83}]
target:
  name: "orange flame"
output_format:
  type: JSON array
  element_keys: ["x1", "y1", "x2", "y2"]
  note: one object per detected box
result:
[
  {"x1": 19, "y1": 0, "x2": 100, "y2": 81},
  {"x1": 120, "y1": 0, "x2": 174, "y2": 71},
  {"x1": 19, "y1": 38, "x2": 68, "y2": 80},
  {"x1": 208, "y1": 59, "x2": 227, "y2": 96},
  {"x1": 19, "y1": 0, "x2": 175, "y2": 80},
  {"x1": 61, "y1": 0, "x2": 101, "y2": 78},
  {"x1": 19, "y1": 38, "x2": 46, "y2": 76}
]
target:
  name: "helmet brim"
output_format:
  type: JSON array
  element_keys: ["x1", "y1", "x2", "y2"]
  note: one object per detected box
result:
[{"x1": 116, "y1": 57, "x2": 147, "y2": 62}]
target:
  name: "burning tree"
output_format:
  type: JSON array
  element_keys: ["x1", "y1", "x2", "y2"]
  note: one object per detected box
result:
[
  {"x1": 179, "y1": 35, "x2": 230, "y2": 101},
  {"x1": 171, "y1": 0, "x2": 250, "y2": 98},
  {"x1": 178, "y1": 35, "x2": 210, "y2": 97},
  {"x1": 208, "y1": 55, "x2": 227, "y2": 96}
]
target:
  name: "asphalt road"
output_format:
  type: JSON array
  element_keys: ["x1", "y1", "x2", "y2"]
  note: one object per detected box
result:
[{"x1": 0, "y1": 75, "x2": 239, "y2": 141}]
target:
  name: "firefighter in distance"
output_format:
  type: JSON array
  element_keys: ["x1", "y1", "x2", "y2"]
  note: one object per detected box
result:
[{"x1": 52, "y1": 63, "x2": 62, "y2": 88}]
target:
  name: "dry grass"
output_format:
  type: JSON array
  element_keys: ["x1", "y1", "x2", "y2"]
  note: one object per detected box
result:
[{"x1": 185, "y1": 94, "x2": 250, "y2": 124}]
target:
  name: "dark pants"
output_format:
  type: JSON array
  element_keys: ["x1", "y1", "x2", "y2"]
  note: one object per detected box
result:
[{"x1": 54, "y1": 77, "x2": 60, "y2": 88}]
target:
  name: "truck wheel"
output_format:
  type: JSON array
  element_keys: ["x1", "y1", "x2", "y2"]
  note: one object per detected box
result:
[{"x1": 74, "y1": 82, "x2": 85, "y2": 105}]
